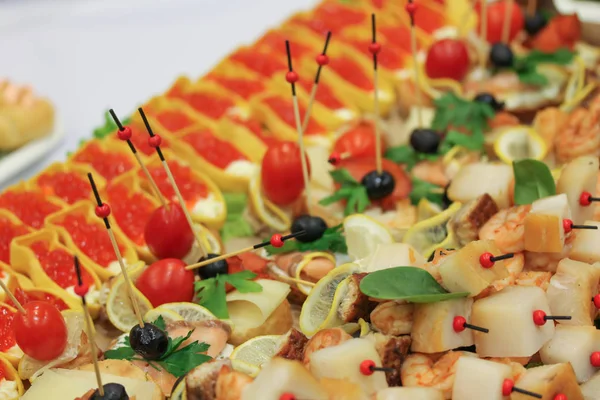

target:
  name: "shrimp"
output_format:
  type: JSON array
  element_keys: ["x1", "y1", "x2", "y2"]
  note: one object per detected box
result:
[
  {"x1": 554, "y1": 104, "x2": 600, "y2": 163},
  {"x1": 400, "y1": 351, "x2": 477, "y2": 399},
  {"x1": 370, "y1": 301, "x2": 414, "y2": 336},
  {"x1": 215, "y1": 366, "x2": 253, "y2": 400},
  {"x1": 533, "y1": 107, "x2": 569, "y2": 152},
  {"x1": 412, "y1": 159, "x2": 449, "y2": 187},
  {"x1": 418, "y1": 248, "x2": 456, "y2": 285},
  {"x1": 488, "y1": 111, "x2": 520, "y2": 130},
  {"x1": 166, "y1": 320, "x2": 230, "y2": 358},
  {"x1": 515, "y1": 271, "x2": 553, "y2": 290},
  {"x1": 274, "y1": 252, "x2": 335, "y2": 283},
  {"x1": 474, "y1": 253, "x2": 525, "y2": 299},
  {"x1": 523, "y1": 232, "x2": 576, "y2": 273},
  {"x1": 478, "y1": 205, "x2": 531, "y2": 253},
  {"x1": 302, "y1": 328, "x2": 352, "y2": 369}
]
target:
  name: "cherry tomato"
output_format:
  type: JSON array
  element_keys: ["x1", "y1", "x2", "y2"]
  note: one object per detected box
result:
[
  {"x1": 135, "y1": 258, "x2": 195, "y2": 307},
  {"x1": 338, "y1": 158, "x2": 412, "y2": 211},
  {"x1": 477, "y1": 0, "x2": 524, "y2": 44},
  {"x1": 144, "y1": 202, "x2": 194, "y2": 260},
  {"x1": 14, "y1": 301, "x2": 67, "y2": 361},
  {"x1": 332, "y1": 122, "x2": 385, "y2": 159},
  {"x1": 261, "y1": 141, "x2": 311, "y2": 206},
  {"x1": 425, "y1": 39, "x2": 470, "y2": 81}
]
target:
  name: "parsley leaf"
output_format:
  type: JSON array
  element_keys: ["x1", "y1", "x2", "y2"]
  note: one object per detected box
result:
[
  {"x1": 153, "y1": 315, "x2": 166, "y2": 331},
  {"x1": 194, "y1": 271, "x2": 263, "y2": 319},
  {"x1": 93, "y1": 110, "x2": 131, "y2": 140},
  {"x1": 384, "y1": 145, "x2": 438, "y2": 170},
  {"x1": 511, "y1": 49, "x2": 575, "y2": 87},
  {"x1": 319, "y1": 169, "x2": 370, "y2": 215},
  {"x1": 431, "y1": 92, "x2": 494, "y2": 142},
  {"x1": 104, "y1": 336, "x2": 135, "y2": 360},
  {"x1": 264, "y1": 224, "x2": 347, "y2": 255},
  {"x1": 220, "y1": 193, "x2": 254, "y2": 243},
  {"x1": 409, "y1": 178, "x2": 444, "y2": 206}
]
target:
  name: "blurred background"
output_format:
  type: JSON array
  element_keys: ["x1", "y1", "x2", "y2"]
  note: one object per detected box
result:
[{"x1": 0, "y1": 0, "x2": 317, "y2": 187}]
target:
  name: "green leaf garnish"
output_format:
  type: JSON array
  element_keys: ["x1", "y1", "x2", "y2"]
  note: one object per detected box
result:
[
  {"x1": 194, "y1": 271, "x2": 263, "y2": 319},
  {"x1": 104, "y1": 318, "x2": 211, "y2": 378},
  {"x1": 319, "y1": 169, "x2": 370, "y2": 216},
  {"x1": 409, "y1": 178, "x2": 444, "y2": 206},
  {"x1": 384, "y1": 145, "x2": 438, "y2": 170},
  {"x1": 219, "y1": 193, "x2": 254, "y2": 243},
  {"x1": 359, "y1": 267, "x2": 470, "y2": 302},
  {"x1": 512, "y1": 159, "x2": 556, "y2": 205},
  {"x1": 93, "y1": 110, "x2": 131, "y2": 140},
  {"x1": 264, "y1": 224, "x2": 347, "y2": 255},
  {"x1": 509, "y1": 49, "x2": 575, "y2": 87}
]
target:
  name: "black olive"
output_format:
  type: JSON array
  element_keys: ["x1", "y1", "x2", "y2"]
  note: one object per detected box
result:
[
  {"x1": 291, "y1": 215, "x2": 328, "y2": 243},
  {"x1": 91, "y1": 383, "x2": 129, "y2": 400},
  {"x1": 473, "y1": 92, "x2": 505, "y2": 112},
  {"x1": 489, "y1": 43, "x2": 514, "y2": 68},
  {"x1": 409, "y1": 129, "x2": 441, "y2": 154},
  {"x1": 525, "y1": 11, "x2": 547, "y2": 36},
  {"x1": 361, "y1": 170, "x2": 396, "y2": 200},
  {"x1": 442, "y1": 182, "x2": 452, "y2": 209},
  {"x1": 129, "y1": 323, "x2": 169, "y2": 360},
  {"x1": 196, "y1": 253, "x2": 229, "y2": 279}
]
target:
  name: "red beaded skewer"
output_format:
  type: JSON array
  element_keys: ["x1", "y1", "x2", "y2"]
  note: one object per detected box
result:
[
  {"x1": 405, "y1": 0, "x2": 423, "y2": 127},
  {"x1": 138, "y1": 107, "x2": 207, "y2": 258},
  {"x1": 328, "y1": 151, "x2": 351, "y2": 166},
  {"x1": 502, "y1": 379, "x2": 542, "y2": 398},
  {"x1": 532, "y1": 310, "x2": 572, "y2": 326},
  {"x1": 593, "y1": 294, "x2": 600, "y2": 309},
  {"x1": 301, "y1": 31, "x2": 332, "y2": 133},
  {"x1": 369, "y1": 13, "x2": 383, "y2": 175},
  {"x1": 579, "y1": 191, "x2": 600, "y2": 207},
  {"x1": 452, "y1": 316, "x2": 489, "y2": 333},
  {"x1": 359, "y1": 359, "x2": 395, "y2": 376},
  {"x1": 73, "y1": 256, "x2": 103, "y2": 396},
  {"x1": 279, "y1": 394, "x2": 296, "y2": 400},
  {"x1": 479, "y1": 252, "x2": 515, "y2": 269},
  {"x1": 109, "y1": 109, "x2": 167, "y2": 208},
  {"x1": 563, "y1": 218, "x2": 599, "y2": 233},
  {"x1": 553, "y1": 394, "x2": 568, "y2": 400},
  {"x1": 87, "y1": 172, "x2": 145, "y2": 328},
  {"x1": 590, "y1": 351, "x2": 600, "y2": 368}
]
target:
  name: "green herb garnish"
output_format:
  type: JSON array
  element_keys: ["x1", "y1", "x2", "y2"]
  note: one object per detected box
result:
[
  {"x1": 93, "y1": 110, "x2": 131, "y2": 140},
  {"x1": 264, "y1": 224, "x2": 347, "y2": 255},
  {"x1": 359, "y1": 267, "x2": 469, "y2": 302},
  {"x1": 512, "y1": 159, "x2": 556, "y2": 205},
  {"x1": 384, "y1": 145, "x2": 439, "y2": 170},
  {"x1": 194, "y1": 271, "x2": 262, "y2": 319},
  {"x1": 510, "y1": 49, "x2": 575, "y2": 87},
  {"x1": 104, "y1": 316, "x2": 211, "y2": 378},
  {"x1": 319, "y1": 169, "x2": 370, "y2": 216},
  {"x1": 219, "y1": 193, "x2": 254, "y2": 243},
  {"x1": 410, "y1": 177, "x2": 444, "y2": 206},
  {"x1": 432, "y1": 92, "x2": 495, "y2": 140}
]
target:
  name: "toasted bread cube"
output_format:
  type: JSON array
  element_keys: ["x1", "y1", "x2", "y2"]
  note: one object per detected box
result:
[
  {"x1": 556, "y1": 156, "x2": 599, "y2": 225},
  {"x1": 540, "y1": 325, "x2": 600, "y2": 383},
  {"x1": 376, "y1": 387, "x2": 444, "y2": 400},
  {"x1": 547, "y1": 258, "x2": 600, "y2": 326},
  {"x1": 411, "y1": 298, "x2": 474, "y2": 353},
  {"x1": 570, "y1": 220, "x2": 600, "y2": 264},
  {"x1": 438, "y1": 240, "x2": 509, "y2": 297},
  {"x1": 512, "y1": 363, "x2": 584, "y2": 400},
  {"x1": 524, "y1": 194, "x2": 571, "y2": 253},
  {"x1": 580, "y1": 370, "x2": 600, "y2": 399},
  {"x1": 452, "y1": 357, "x2": 512, "y2": 400},
  {"x1": 309, "y1": 338, "x2": 388, "y2": 396},
  {"x1": 471, "y1": 286, "x2": 554, "y2": 357}
]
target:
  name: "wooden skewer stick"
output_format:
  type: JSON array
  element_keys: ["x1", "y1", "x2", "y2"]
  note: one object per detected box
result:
[
  {"x1": 502, "y1": 0, "x2": 514, "y2": 44},
  {"x1": 369, "y1": 13, "x2": 383, "y2": 175},
  {"x1": 87, "y1": 173, "x2": 145, "y2": 328},
  {"x1": 185, "y1": 231, "x2": 305, "y2": 271},
  {"x1": 301, "y1": 31, "x2": 332, "y2": 133},
  {"x1": 73, "y1": 256, "x2": 103, "y2": 396},
  {"x1": 0, "y1": 277, "x2": 25, "y2": 314},
  {"x1": 109, "y1": 109, "x2": 167, "y2": 208},
  {"x1": 527, "y1": 0, "x2": 537, "y2": 18},
  {"x1": 480, "y1": 0, "x2": 489, "y2": 69},
  {"x1": 138, "y1": 107, "x2": 208, "y2": 258},
  {"x1": 284, "y1": 40, "x2": 312, "y2": 214},
  {"x1": 405, "y1": 0, "x2": 423, "y2": 128}
]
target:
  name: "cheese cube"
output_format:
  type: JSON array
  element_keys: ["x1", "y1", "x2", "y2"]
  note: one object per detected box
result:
[
  {"x1": 580, "y1": 371, "x2": 600, "y2": 399},
  {"x1": 524, "y1": 194, "x2": 571, "y2": 253},
  {"x1": 512, "y1": 363, "x2": 584, "y2": 400},
  {"x1": 540, "y1": 325, "x2": 600, "y2": 383},
  {"x1": 411, "y1": 298, "x2": 474, "y2": 353},
  {"x1": 309, "y1": 338, "x2": 388, "y2": 396},
  {"x1": 438, "y1": 240, "x2": 509, "y2": 297},
  {"x1": 376, "y1": 387, "x2": 444, "y2": 400},
  {"x1": 452, "y1": 357, "x2": 512, "y2": 400},
  {"x1": 471, "y1": 286, "x2": 554, "y2": 357},
  {"x1": 547, "y1": 258, "x2": 600, "y2": 326},
  {"x1": 570, "y1": 220, "x2": 600, "y2": 264},
  {"x1": 556, "y1": 155, "x2": 599, "y2": 225}
]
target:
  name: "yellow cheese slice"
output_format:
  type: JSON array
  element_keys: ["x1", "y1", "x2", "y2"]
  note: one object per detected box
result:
[{"x1": 226, "y1": 279, "x2": 291, "y2": 330}]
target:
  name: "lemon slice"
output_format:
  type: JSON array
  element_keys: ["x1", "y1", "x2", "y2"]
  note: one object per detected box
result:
[
  {"x1": 299, "y1": 263, "x2": 360, "y2": 336},
  {"x1": 358, "y1": 318, "x2": 371, "y2": 337},
  {"x1": 147, "y1": 302, "x2": 233, "y2": 329},
  {"x1": 563, "y1": 55, "x2": 586, "y2": 104},
  {"x1": 248, "y1": 170, "x2": 290, "y2": 232},
  {"x1": 170, "y1": 376, "x2": 187, "y2": 400},
  {"x1": 294, "y1": 252, "x2": 336, "y2": 296},
  {"x1": 231, "y1": 359, "x2": 261, "y2": 378},
  {"x1": 339, "y1": 322, "x2": 360, "y2": 335},
  {"x1": 199, "y1": 224, "x2": 222, "y2": 254},
  {"x1": 106, "y1": 264, "x2": 153, "y2": 332},
  {"x1": 229, "y1": 335, "x2": 281, "y2": 368},
  {"x1": 18, "y1": 310, "x2": 85, "y2": 381},
  {"x1": 402, "y1": 202, "x2": 462, "y2": 257},
  {"x1": 560, "y1": 82, "x2": 598, "y2": 112},
  {"x1": 143, "y1": 308, "x2": 184, "y2": 324},
  {"x1": 343, "y1": 214, "x2": 394, "y2": 260},
  {"x1": 493, "y1": 126, "x2": 548, "y2": 165},
  {"x1": 417, "y1": 198, "x2": 443, "y2": 221},
  {"x1": 417, "y1": 63, "x2": 463, "y2": 99}
]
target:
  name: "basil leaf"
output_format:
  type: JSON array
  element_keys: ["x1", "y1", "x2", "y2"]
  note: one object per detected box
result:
[
  {"x1": 512, "y1": 159, "x2": 556, "y2": 205},
  {"x1": 359, "y1": 267, "x2": 469, "y2": 303}
]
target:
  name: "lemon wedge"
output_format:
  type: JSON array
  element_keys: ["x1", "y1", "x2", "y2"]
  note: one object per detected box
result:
[
  {"x1": 231, "y1": 359, "x2": 261, "y2": 378},
  {"x1": 358, "y1": 318, "x2": 371, "y2": 337},
  {"x1": 248, "y1": 170, "x2": 291, "y2": 232},
  {"x1": 417, "y1": 198, "x2": 443, "y2": 221},
  {"x1": 294, "y1": 252, "x2": 336, "y2": 296},
  {"x1": 563, "y1": 55, "x2": 586, "y2": 104},
  {"x1": 299, "y1": 263, "x2": 360, "y2": 336},
  {"x1": 229, "y1": 335, "x2": 281, "y2": 368},
  {"x1": 106, "y1": 264, "x2": 153, "y2": 332},
  {"x1": 560, "y1": 82, "x2": 598, "y2": 113},
  {"x1": 145, "y1": 302, "x2": 233, "y2": 329},
  {"x1": 402, "y1": 202, "x2": 462, "y2": 257},
  {"x1": 343, "y1": 214, "x2": 394, "y2": 261},
  {"x1": 493, "y1": 126, "x2": 548, "y2": 164}
]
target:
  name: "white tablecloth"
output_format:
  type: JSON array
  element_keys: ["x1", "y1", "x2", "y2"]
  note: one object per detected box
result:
[{"x1": 0, "y1": 0, "x2": 317, "y2": 187}]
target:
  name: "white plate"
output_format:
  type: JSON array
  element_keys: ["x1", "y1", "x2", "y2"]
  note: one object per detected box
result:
[
  {"x1": 554, "y1": 0, "x2": 600, "y2": 23},
  {"x1": 0, "y1": 118, "x2": 65, "y2": 187}
]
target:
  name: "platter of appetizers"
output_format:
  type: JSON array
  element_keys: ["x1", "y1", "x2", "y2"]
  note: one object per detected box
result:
[{"x1": 1, "y1": 0, "x2": 600, "y2": 399}]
